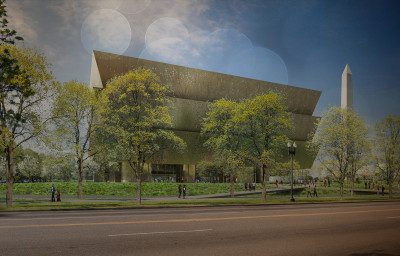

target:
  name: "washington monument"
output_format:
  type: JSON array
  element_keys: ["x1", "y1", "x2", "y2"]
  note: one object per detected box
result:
[{"x1": 341, "y1": 64, "x2": 353, "y2": 109}]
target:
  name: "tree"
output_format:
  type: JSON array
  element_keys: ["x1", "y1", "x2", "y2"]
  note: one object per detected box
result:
[
  {"x1": 201, "y1": 93, "x2": 292, "y2": 201},
  {"x1": 97, "y1": 68, "x2": 186, "y2": 204},
  {"x1": 196, "y1": 160, "x2": 224, "y2": 182},
  {"x1": 41, "y1": 154, "x2": 75, "y2": 182},
  {"x1": 51, "y1": 81, "x2": 97, "y2": 199},
  {"x1": 201, "y1": 99, "x2": 245, "y2": 197},
  {"x1": 348, "y1": 129, "x2": 371, "y2": 196},
  {"x1": 279, "y1": 160, "x2": 301, "y2": 178},
  {"x1": 308, "y1": 107, "x2": 370, "y2": 198},
  {"x1": 1, "y1": 1, "x2": 54, "y2": 206},
  {"x1": 197, "y1": 155, "x2": 245, "y2": 197},
  {"x1": 234, "y1": 93, "x2": 292, "y2": 201},
  {"x1": 375, "y1": 115, "x2": 400, "y2": 198},
  {"x1": 15, "y1": 148, "x2": 44, "y2": 182}
]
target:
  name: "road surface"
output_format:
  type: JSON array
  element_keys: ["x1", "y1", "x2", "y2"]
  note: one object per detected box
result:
[{"x1": 1, "y1": 202, "x2": 400, "y2": 256}]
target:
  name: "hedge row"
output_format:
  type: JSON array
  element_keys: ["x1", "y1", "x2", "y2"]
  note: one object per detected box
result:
[{"x1": 0, "y1": 182, "x2": 258, "y2": 197}]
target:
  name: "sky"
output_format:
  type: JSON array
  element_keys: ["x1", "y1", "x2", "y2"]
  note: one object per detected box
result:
[{"x1": 6, "y1": 0, "x2": 400, "y2": 125}]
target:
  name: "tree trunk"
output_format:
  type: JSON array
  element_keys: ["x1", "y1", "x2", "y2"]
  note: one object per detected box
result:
[
  {"x1": 5, "y1": 146, "x2": 15, "y2": 208},
  {"x1": 229, "y1": 174, "x2": 235, "y2": 198},
  {"x1": 77, "y1": 158, "x2": 83, "y2": 199},
  {"x1": 350, "y1": 177, "x2": 354, "y2": 197},
  {"x1": 339, "y1": 181, "x2": 344, "y2": 199},
  {"x1": 261, "y1": 165, "x2": 267, "y2": 202},
  {"x1": 136, "y1": 175, "x2": 142, "y2": 205}
]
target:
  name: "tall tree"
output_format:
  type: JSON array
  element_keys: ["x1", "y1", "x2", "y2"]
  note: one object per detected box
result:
[
  {"x1": 51, "y1": 81, "x2": 97, "y2": 199},
  {"x1": 235, "y1": 93, "x2": 292, "y2": 201},
  {"x1": 97, "y1": 68, "x2": 186, "y2": 204},
  {"x1": 309, "y1": 107, "x2": 370, "y2": 197},
  {"x1": 201, "y1": 99, "x2": 245, "y2": 197},
  {"x1": 201, "y1": 93, "x2": 292, "y2": 201},
  {"x1": 1, "y1": 1, "x2": 54, "y2": 206},
  {"x1": 375, "y1": 115, "x2": 400, "y2": 198}
]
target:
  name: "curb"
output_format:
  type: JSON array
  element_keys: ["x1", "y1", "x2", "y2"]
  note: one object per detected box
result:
[{"x1": 1, "y1": 198, "x2": 400, "y2": 213}]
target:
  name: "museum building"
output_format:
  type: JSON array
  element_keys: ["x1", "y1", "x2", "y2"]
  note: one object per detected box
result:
[{"x1": 90, "y1": 50, "x2": 321, "y2": 183}]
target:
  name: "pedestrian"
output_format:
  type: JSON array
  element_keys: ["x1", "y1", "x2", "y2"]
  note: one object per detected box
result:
[
  {"x1": 182, "y1": 185, "x2": 187, "y2": 199},
  {"x1": 51, "y1": 184, "x2": 56, "y2": 202},
  {"x1": 56, "y1": 190, "x2": 61, "y2": 202},
  {"x1": 275, "y1": 179, "x2": 279, "y2": 188},
  {"x1": 313, "y1": 183, "x2": 318, "y2": 197},
  {"x1": 307, "y1": 183, "x2": 312, "y2": 198},
  {"x1": 244, "y1": 183, "x2": 248, "y2": 191},
  {"x1": 178, "y1": 184, "x2": 182, "y2": 198},
  {"x1": 327, "y1": 178, "x2": 331, "y2": 187},
  {"x1": 381, "y1": 185, "x2": 385, "y2": 196}
]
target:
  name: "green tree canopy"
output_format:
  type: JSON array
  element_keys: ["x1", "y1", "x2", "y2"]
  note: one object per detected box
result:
[
  {"x1": 97, "y1": 68, "x2": 186, "y2": 204},
  {"x1": 234, "y1": 93, "x2": 292, "y2": 201},
  {"x1": 201, "y1": 92, "x2": 292, "y2": 201},
  {"x1": 201, "y1": 99, "x2": 245, "y2": 197},
  {"x1": 308, "y1": 107, "x2": 370, "y2": 197},
  {"x1": 15, "y1": 148, "x2": 44, "y2": 182},
  {"x1": 0, "y1": 44, "x2": 54, "y2": 207},
  {"x1": 51, "y1": 81, "x2": 97, "y2": 198},
  {"x1": 375, "y1": 114, "x2": 400, "y2": 197}
]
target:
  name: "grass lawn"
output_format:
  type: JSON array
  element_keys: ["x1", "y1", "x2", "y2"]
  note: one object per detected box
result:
[
  {"x1": 1, "y1": 194, "x2": 399, "y2": 212},
  {"x1": 1, "y1": 181, "x2": 399, "y2": 211},
  {"x1": 0, "y1": 182, "x2": 272, "y2": 197}
]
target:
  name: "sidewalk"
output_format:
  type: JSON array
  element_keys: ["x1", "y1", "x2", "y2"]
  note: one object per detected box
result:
[{"x1": 9, "y1": 186, "x2": 305, "y2": 203}]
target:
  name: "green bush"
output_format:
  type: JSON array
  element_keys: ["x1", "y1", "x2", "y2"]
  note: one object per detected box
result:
[{"x1": 0, "y1": 182, "x2": 255, "y2": 197}]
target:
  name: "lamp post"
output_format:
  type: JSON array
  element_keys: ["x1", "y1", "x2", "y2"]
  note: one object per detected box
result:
[{"x1": 287, "y1": 141, "x2": 297, "y2": 202}]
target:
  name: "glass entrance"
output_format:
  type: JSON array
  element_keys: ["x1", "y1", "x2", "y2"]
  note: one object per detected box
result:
[{"x1": 151, "y1": 164, "x2": 183, "y2": 182}]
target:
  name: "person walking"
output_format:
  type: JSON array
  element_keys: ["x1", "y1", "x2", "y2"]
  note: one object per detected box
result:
[
  {"x1": 307, "y1": 183, "x2": 312, "y2": 198},
  {"x1": 381, "y1": 185, "x2": 385, "y2": 196},
  {"x1": 56, "y1": 190, "x2": 61, "y2": 202},
  {"x1": 178, "y1": 184, "x2": 182, "y2": 198},
  {"x1": 313, "y1": 183, "x2": 318, "y2": 197},
  {"x1": 182, "y1": 185, "x2": 187, "y2": 199},
  {"x1": 51, "y1": 184, "x2": 56, "y2": 202}
]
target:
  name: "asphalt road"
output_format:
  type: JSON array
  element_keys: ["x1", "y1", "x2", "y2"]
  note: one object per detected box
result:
[{"x1": 1, "y1": 202, "x2": 400, "y2": 256}]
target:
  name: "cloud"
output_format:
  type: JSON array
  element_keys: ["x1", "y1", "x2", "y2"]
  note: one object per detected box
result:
[
  {"x1": 6, "y1": 0, "x2": 288, "y2": 85},
  {"x1": 117, "y1": 0, "x2": 151, "y2": 15},
  {"x1": 6, "y1": 0, "x2": 38, "y2": 43},
  {"x1": 139, "y1": 15, "x2": 288, "y2": 84},
  {"x1": 145, "y1": 17, "x2": 189, "y2": 46},
  {"x1": 81, "y1": 9, "x2": 131, "y2": 54}
]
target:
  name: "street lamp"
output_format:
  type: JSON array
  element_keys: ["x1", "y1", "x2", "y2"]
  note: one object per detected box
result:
[{"x1": 287, "y1": 141, "x2": 297, "y2": 202}]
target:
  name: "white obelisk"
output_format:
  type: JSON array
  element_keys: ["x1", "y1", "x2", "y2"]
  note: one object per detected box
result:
[{"x1": 341, "y1": 64, "x2": 352, "y2": 109}]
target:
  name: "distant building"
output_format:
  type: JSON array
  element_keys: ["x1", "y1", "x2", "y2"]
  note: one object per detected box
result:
[{"x1": 90, "y1": 50, "x2": 321, "y2": 182}]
